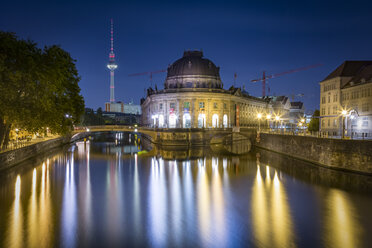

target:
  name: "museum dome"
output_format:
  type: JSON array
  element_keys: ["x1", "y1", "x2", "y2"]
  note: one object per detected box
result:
[{"x1": 164, "y1": 51, "x2": 223, "y2": 89}]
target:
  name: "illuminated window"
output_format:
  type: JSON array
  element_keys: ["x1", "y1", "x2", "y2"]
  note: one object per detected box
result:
[
  {"x1": 212, "y1": 114, "x2": 219, "y2": 128},
  {"x1": 198, "y1": 114, "x2": 206, "y2": 128},
  {"x1": 183, "y1": 113, "x2": 191, "y2": 128},
  {"x1": 169, "y1": 114, "x2": 176, "y2": 128},
  {"x1": 223, "y1": 114, "x2": 228, "y2": 127},
  {"x1": 214, "y1": 103, "x2": 218, "y2": 109}
]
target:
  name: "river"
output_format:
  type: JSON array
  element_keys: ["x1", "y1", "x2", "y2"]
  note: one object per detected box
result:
[{"x1": 0, "y1": 132, "x2": 372, "y2": 248}]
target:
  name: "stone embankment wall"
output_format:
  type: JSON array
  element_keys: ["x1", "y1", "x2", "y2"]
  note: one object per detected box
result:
[
  {"x1": 255, "y1": 133, "x2": 372, "y2": 175},
  {"x1": 0, "y1": 135, "x2": 75, "y2": 171}
]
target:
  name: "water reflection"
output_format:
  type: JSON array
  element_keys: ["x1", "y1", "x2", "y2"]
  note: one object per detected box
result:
[
  {"x1": 77, "y1": 141, "x2": 93, "y2": 246},
  {"x1": 252, "y1": 155, "x2": 295, "y2": 247},
  {"x1": 105, "y1": 153, "x2": 123, "y2": 246},
  {"x1": 0, "y1": 136, "x2": 372, "y2": 247},
  {"x1": 61, "y1": 153, "x2": 77, "y2": 248},
  {"x1": 149, "y1": 157, "x2": 167, "y2": 247},
  {"x1": 7, "y1": 175, "x2": 23, "y2": 248},
  {"x1": 39, "y1": 161, "x2": 52, "y2": 247},
  {"x1": 27, "y1": 169, "x2": 37, "y2": 247},
  {"x1": 325, "y1": 189, "x2": 362, "y2": 248}
]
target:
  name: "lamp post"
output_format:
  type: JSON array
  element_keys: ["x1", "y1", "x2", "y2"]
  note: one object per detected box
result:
[
  {"x1": 266, "y1": 114, "x2": 271, "y2": 131},
  {"x1": 342, "y1": 110, "x2": 347, "y2": 139},
  {"x1": 257, "y1": 113, "x2": 262, "y2": 132},
  {"x1": 275, "y1": 116, "x2": 280, "y2": 133},
  {"x1": 300, "y1": 118, "x2": 305, "y2": 135},
  {"x1": 299, "y1": 122, "x2": 303, "y2": 135}
]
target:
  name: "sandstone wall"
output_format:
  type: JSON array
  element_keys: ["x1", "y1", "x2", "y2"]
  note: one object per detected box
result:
[
  {"x1": 255, "y1": 133, "x2": 372, "y2": 174},
  {"x1": 0, "y1": 136, "x2": 71, "y2": 171}
]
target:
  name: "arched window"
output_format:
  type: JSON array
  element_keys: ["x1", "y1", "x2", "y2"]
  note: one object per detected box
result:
[
  {"x1": 223, "y1": 114, "x2": 228, "y2": 128},
  {"x1": 159, "y1": 115, "x2": 164, "y2": 127},
  {"x1": 183, "y1": 113, "x2": 191, "y2": 128},
  {"x1": 212, "y1": 114, "x2": 219, "y2": 128},
  {"x1": 169, "y1": 114, "x2": 176, "y2": 128},
  {"x1": 198, "y1": 114, "x2": 206, "y2": 128}
]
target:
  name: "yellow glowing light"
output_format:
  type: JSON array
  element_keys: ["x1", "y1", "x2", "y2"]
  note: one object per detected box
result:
[
  {"x1": 257, "y1": 113, "x2": 262, "y2": 119},
  {"x1": 342, "y1": 110, "x2": 347, "y2": 116},
  {"x1": 275, "y1": 116, "x2": 280, "y2": 121},
  {"x1": 301, "y1": 118, "x2": 305, "y2": 123},
  {"x1": 266, "y1": 114, "x2": 271, "y2": 119},
  {"x1": 273, "y1": 171, "x2": 280, "y2": 188},
  {"x1": 15, "y1": 175, "x2": 21, "y2": 200}
]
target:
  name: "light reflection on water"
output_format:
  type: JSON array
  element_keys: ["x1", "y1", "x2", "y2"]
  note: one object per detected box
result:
[{"x1": 0, "y1": 134, "x2": 372, "y2": 247}]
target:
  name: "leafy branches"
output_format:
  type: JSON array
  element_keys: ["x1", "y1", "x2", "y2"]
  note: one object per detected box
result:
[{"x1": 0, "y1": 31, "x2": 85, "y2": 149}]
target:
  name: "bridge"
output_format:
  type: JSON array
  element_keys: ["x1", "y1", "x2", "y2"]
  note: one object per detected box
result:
[{"x1": 72, "y1": 125, "x2": 256, "y2": 154}]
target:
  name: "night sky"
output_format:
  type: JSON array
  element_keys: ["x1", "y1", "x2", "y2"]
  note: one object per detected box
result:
[{"x1": 1, "y1": 0, "x2": 371, "y2": 112}]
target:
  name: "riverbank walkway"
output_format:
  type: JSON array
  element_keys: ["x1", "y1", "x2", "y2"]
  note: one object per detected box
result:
[{"x1": 0, "y1": 135, "x2": 60, "y2": 154}]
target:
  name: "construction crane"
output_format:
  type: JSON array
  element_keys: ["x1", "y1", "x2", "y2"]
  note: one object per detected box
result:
[
  {"x1": 251, "y1": 63, "x2": 323, "y2": 97},
  {"x1": 128, "y1": 69, "x2": 167, "y2": 87}
]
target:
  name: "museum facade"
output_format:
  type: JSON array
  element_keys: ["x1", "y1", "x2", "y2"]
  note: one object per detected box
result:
[{"x1": 141, "y1": 51, "x2": 272, "y2": 129}]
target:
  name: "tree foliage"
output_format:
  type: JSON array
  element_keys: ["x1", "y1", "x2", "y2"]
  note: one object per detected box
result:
[
  {"x1": 81, "y1": 108, "x2": 105, "y2": 126},
  {"x1": 308, "y1": 109, "x2": 320, "y2": 132},
  {"x1": 0, "y1": 31, "x2": 84, "y2": 149}
]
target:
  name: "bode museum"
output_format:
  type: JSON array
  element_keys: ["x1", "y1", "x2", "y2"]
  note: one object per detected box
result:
[{"x1": 141, "y1": 50, "x2": 272, "y2": 129}]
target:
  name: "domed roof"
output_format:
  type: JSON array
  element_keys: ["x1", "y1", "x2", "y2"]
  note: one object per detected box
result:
[{"x1": 167, "y1": 51, "x2": 220, "y2": 77}]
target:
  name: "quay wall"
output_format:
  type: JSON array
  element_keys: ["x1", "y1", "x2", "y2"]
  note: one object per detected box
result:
[
  {"x1": 254, "y1": 133, "x2": 372, "y2": 175},
  {"x1": 0, "y1": 136, "x2": 72, "y2": 171}
]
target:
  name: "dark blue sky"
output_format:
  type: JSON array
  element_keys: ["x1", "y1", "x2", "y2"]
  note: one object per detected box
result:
[{"x1": 1, "y1": 0, "x2": 371, "y2": 111}]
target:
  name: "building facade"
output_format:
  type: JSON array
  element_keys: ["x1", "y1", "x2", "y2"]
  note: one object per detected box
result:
[
  {"x1": 289, "y1": 101, "x2": 305, "y2": 124},
  {"x1": 141, "y1": 51, "x2": 271, "y2": 128},
  {"x1": 319, "y1": 61, "x2": 372, "y2": 138}
]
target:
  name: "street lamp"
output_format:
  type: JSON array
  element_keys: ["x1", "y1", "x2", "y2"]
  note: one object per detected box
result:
[
  {"x1": 275, "y1": 115, "x2": 280, "y2": 132},
  {"x1": 266, "y1": 114, "x2": 271, "y2": 130},
  {"x1": 257, "y1": 113, "x2": 262, "y2": 132}
]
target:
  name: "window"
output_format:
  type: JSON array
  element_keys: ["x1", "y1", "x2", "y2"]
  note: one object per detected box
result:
[
  {"x1": 327, "y1": 119, "x2": 330, "y2": 127},
  {"x1": 362, "y1": 103, "x2": 369, "y2": 112},
  {"x1": 333, "y1": 106, "x2": 337, "y2": 114},
  {"x1": 362, "y1": 117, "x2": 368, "y2": 127},
  {"x1": 170, "y1": 102, "x2": 175, "y2": 110},
  {"x1": 199, "y1": 102, "x2": 205, "y2": 109},
  {"x1": 159, "y1": 103, "x2": 163, "y2": 110},
  {"x1": 184, "y1": 102, "x2": 190, "y2": 109},
  {"x1": 224, "y1": 103, "x2": 227, "y2": 109},
  {"x1": 333, "y1": 119, "x2": 337, "y2": 127},
  {"x1": 328, "y1": 95, "x2": 330, "y2": 103},
  {"x1": 321, "y1": 108, "x2": 325, "y2": 115},
  {"x1": 328, "y1": 107, "x2": 330, "y2": 115},
  {"x1": 214, "y1": 102, "x2": 218, "y2": 109}
]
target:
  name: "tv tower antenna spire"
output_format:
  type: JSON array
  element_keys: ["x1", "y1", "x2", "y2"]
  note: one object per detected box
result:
[{"x1": 107, "y1": 18, "x2": 118, "y2": 102}]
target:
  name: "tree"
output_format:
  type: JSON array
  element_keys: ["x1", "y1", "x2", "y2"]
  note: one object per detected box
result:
[
  {"x1": 308, "y1": 109, "x2": 320, "y2": 132},
  {"x1": 0, "y1": 31, "x2": 84, "y2": 149}
]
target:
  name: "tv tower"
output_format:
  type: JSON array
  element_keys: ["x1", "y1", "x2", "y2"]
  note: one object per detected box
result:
[{"x1": 107, "y1": 18, "x2": 117, "y2": 103}]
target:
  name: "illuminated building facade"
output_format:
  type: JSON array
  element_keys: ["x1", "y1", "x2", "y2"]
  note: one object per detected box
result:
[
  {"x1": 320, "y1": 61, "x2": 372, "y2": 138},
  {"x1": 141, "y1": 51, "x2": 271, "y2": 128}
]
